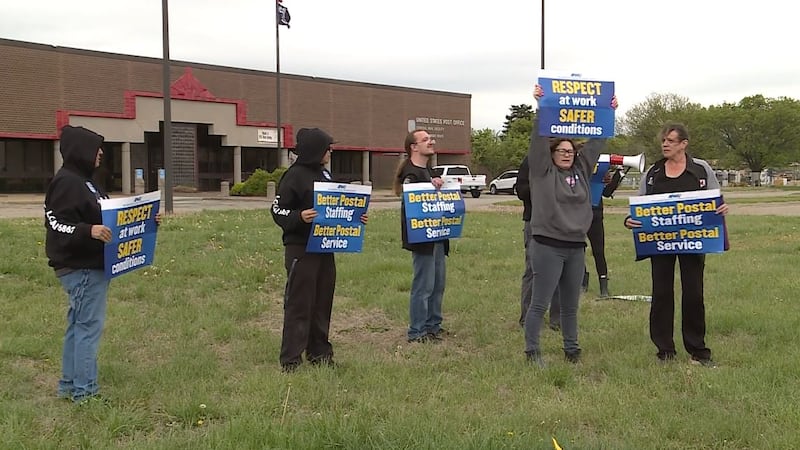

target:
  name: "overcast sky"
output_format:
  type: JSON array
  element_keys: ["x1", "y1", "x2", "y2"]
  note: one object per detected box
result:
[{"x1": 2, "y1": 0, "x2": 797, "y2": 131}]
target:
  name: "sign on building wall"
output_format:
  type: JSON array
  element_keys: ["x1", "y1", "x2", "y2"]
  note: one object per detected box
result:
[
  {"x1": 407, "y1": 116, "x2": 466, "y2": 141},
  {"x1": 257, "y1": 128, "x2": 278, "y2": 144}
]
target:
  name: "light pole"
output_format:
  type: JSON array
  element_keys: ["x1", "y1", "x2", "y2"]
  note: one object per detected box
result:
[
  {"x1": 540, "y1": 0, "x2": 545, "y2": 70},
  {"x1": 275, "y1": 0, "x2": 283, "y2": 162},
  {"x1": 161, "y1": 0, "x2": 174, "y2": 213}
]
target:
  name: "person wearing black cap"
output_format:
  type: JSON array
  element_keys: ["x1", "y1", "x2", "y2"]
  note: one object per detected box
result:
[
  {"x1": 45, "y1": 125, "x2": 164, "y2": 403},
  {"x1": 271, "y1": 127, "x2": 366, "y2": 372}
]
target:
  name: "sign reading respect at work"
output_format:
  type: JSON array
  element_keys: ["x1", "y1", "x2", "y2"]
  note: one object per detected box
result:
[
  {"x1": 307, "y1": 182, "x2": 371, "y2": 253},
  {"x1": 628, "y1": 189, "x2": 727, "y2": 259},
  {"x1": 402, "y1": 182, "x2": 465, "y2": 244},
  {"x1": 100, "y1": 191, "x2": 160, "y2": 279},
  {"x1": 537, "y1": 70, "x2": 615, "y2": 138}
]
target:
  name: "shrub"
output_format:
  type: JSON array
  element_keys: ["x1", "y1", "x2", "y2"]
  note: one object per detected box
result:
[{"x1": 231, "y1": 168, "x2": 288, "y2": 196}]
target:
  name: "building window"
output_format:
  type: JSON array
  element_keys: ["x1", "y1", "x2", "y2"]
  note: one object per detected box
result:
[{"x1": 0, "y1": 139, "x2": 53, "y2": 192}]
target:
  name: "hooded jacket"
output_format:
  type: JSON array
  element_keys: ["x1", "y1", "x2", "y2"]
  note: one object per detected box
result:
[
  {"x1": 528, "y1": 115, "x2": 605, "y2": 244},
  {"x1": 44, "y1": 125, "x2": 108, "y2": 271},
  {"x1": 271, "y1": 128, "x2": 335, "y2": 246}
]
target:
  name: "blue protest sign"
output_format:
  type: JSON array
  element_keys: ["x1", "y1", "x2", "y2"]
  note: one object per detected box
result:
[
  {"x1": 402, "y1": 182, "x2": 465, "y2": 243},
  {"x1": 629, "y1": 189, "x2": 727, "y2": 258},
  {"x1": 99, "y1": 191, "x2": 160, "y2": 279},
  {"x1": 537, "y1": 71, "x2": 615, "y2": 138},
  {"x1": 306, "y1": 182, "x2": 371, "y2": 253}
]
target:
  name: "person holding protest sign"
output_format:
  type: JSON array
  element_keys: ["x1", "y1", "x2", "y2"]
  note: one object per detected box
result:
[
  {"x1": 517, "y1": 155, "x2": 560, "y2": 329},
  {"x1": 624, "y1": 123, "x2": 728, "y2": 367},
  {"x1": 582, "y1": 166, "x2": 625, "y2": 297},
  {"x1": 45, "y1": 125, "x2": 162, "y2": 403},
  {"x1": 393, "y1": 130, "x2": 449, "y2": 343},
  {"x1": 523, "y1": 85, "x2": 617, "y2": 367},
  {"x1": 271, "y1": 127, "x2": 367, "y2": 373}
]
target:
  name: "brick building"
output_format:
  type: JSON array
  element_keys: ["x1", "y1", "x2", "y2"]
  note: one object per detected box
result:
[{"x1": 0, "y1": 38, "x2": 472, "y2": 193}]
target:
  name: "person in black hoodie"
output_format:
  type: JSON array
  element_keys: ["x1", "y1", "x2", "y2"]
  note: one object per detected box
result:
[
  {"x1": 392, "y1": 129, "x2": 449, "y2": 343},
  {"x1": 45, "y1": 125, "x2": 112, "y2": 403},
  {"x1": 46, "y1": 125, "x2": 162, "y2": 402},
  {"x1": 271, "y1": 128, "x2": 366, "y2": 372},
  {"x1": 516, "y1": 155, "x2": 560, "y2": 329}
]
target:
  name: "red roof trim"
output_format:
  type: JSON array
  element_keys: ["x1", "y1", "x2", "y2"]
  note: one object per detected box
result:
[{"x1": 1, "y1": 67, "x2": 295, "y2": 147}]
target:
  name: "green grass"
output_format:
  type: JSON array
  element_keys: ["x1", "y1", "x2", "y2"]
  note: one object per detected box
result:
[{"x1": 2, "y1": 207, "x2": 799, "y2": 449}]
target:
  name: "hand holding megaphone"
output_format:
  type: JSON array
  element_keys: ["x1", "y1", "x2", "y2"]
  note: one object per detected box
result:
[{"x1": 598, "y1": 153, "x2": 645, "y2": 173}]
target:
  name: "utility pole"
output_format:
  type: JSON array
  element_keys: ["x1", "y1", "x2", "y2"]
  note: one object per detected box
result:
[
  {"x1": 161, "y1": 0, "x2": 174, "y2": 213},
  {"x1": 275, "y1": 0, "x2": 283, "y2": 162},
  {"x1": 540, "y1": 0, "x2": 545, "y2": 70}
]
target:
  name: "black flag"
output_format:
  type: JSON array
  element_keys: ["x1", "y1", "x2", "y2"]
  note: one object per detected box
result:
[{"x1": 277, "y1": 3, "x2": 291, "y2": 28}]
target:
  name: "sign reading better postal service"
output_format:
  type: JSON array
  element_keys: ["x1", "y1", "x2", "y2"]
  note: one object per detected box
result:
[
  {"x1": 402, "y1": 182, "x2": 465, "y2": 244},
  {"x1": 307, "y1": 182, "x2": 371, "y2": 253},
  {"x1": 629, "y1": 189, "x2": 727, "y2": 259}
]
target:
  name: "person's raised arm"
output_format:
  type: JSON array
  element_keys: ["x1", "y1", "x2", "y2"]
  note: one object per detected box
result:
[{"x1": 528, "y1": 85, "x2": 551, "y2": 177}]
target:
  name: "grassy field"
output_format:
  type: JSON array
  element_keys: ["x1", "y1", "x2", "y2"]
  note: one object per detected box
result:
[{"x1": 2, "y1": 207, "x2": 799, "y2": 449}]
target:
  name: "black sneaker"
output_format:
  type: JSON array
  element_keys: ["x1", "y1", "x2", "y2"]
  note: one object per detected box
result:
[
  {"x1": 426, "y1": 332, "x2": 443, "y2": 343},
  {"x1": 432, "y1": 328, "x2": 448, "y2": 338},
  {"x1": 525, "y1": 351, "x2": 546, "y2": 368},
  {"x1": 564, "y1": 350, "x2": 581, "y2": 364},
  {"x1": 548, "y1": 322, "x2": 561, "y2": 332},
  {"x1": 407, "y1": 335, "x2": 429, "y2": 344},
  {"x1": 281, "y1": 362, "x2": 301, "y2": 373},
  {"x1": 690, "y1": 356, "x2": 717, "y2": 368},
  {"x1": 657, "y1": 351, "x2": 677, "y2": 363}
]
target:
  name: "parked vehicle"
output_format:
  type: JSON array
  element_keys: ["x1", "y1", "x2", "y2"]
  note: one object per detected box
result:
[
  {"x1": 432, "y1": 164, "x2": 487, "y2": 198},
  {"x1": 488, "y1": 169, "x2": 518, "y2": 195}
]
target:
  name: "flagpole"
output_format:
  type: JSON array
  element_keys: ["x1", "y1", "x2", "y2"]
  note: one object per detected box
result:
[
  {"x1": 161, "y1": 0, "x2": 173, "y2": 213},
  {"x1": 275, "y1": 0, "x2": 283, "y2": 161},
  {"x1": 540, "y1": 0, "x2": 545, "y2": 70}
]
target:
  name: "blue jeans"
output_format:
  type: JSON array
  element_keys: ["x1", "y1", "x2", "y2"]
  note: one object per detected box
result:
[
  {"x1": 408, "y1": 242, "x2": 446, "y2": 340},
  {"x1": 57, "y1": 269, "x2": 109, "y2": 401}
]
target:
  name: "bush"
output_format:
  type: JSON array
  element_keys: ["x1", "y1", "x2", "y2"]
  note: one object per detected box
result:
[{"x1": 230, "y1": 168, "x2": 287, "y2": 196}]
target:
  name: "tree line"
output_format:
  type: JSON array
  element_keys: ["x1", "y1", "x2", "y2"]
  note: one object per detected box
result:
[{"x1": 471, "y1": 93, "x2": 800, "y2": 178}]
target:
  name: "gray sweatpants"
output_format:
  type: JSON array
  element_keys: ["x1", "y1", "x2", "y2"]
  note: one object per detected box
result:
[{"x1": 524, "y1": 240, "x2": 585, "y2": 354}]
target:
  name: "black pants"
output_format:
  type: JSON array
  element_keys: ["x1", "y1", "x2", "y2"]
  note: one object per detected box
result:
[
  {"x1": 586, "y1": 208, "x2": 608, "y2": 277},
  {"x1": 280, "y1": 245, "x2": 336, "y2": 367},
  {"x1": 649, "y1": 253, "x2": 710, "y2": 359}
]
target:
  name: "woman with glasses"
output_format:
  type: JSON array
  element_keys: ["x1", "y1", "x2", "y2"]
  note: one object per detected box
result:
[
  {"x1": 623, "y1": 123, "x2": 728, "y2": 367},
  {"x1": 523, "y1": 85, "x2": 617, "y2": 367}
]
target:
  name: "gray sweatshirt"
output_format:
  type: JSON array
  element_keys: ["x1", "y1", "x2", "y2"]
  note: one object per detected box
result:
[{"x1": 528, "y1": 116, "x2": 605, "y2": 243}]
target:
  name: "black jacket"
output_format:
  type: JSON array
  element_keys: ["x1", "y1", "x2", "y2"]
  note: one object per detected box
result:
[
  {"x1": 44, "y1": 125, "x2": 108, "y2": 271},
  {"x1": 641, "y1": 154, "x2": 717, "y2": 195},
  {"x1": 397, "y1": 161, "x2": 450, "y2": 255},
  {"x1": 516, "y1": 156, "x2": 531, "y2": 221},
  {"x1": 271, "y1": 128, "x2": 335, "y2": 246}
]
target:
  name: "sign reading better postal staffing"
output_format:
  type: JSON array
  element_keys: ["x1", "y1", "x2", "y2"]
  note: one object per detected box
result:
[
  {"x1": 537, "y1": 71, "x2": 615, "y2": 138},
  {"x1": 402, "y1": 182, "x2": 465, "y2": 243},
  {"x1": 307, "y1": 182, "x2": 371, "y2": 253},
  {"x1": 628, "y1": 189, "x2": 727, "y2": 259}
]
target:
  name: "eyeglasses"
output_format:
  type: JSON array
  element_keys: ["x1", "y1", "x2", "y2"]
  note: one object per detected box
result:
[
  {"x1": 554, "y1": 148, "x2": 575, "y2": 156},
  {"x1": 414, "y1": 136, "x2": 435, "y2": 145},
  {"x1": 662, "y1": 137, "x2": 685, "y2": 145}
]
